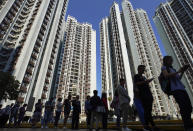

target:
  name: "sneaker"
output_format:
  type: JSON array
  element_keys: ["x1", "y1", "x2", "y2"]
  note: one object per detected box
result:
[
  {"x1": 41, "y1": 126, "x2": 44, "y2": 128},
  {"x1": 45, "y1": 126, "x2": 48, "y2": 128},
  {"x1": 63, "y1": 126, "x2": 67, "y2": 129}
]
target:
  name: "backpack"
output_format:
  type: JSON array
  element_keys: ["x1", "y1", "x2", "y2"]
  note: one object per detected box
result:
[{"x1": 158, "y1": 67, "x2": 171, "y2": 96}]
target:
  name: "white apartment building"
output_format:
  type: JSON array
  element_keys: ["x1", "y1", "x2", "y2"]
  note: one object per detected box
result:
[
  {"x1": 56, "y1": 16, "x2": 96, "y2": 114},
  {"x1": 154, "y1": 0, "x2": 193, "y2": 106},
  {"x1": 100, "y1": 18, "x2": 114, "y2": 106},
  {"x1": 121, "y1": 0, "x2": 179, "y2": 117},
  {"x1": 100, "y1": 2, "x2": 134, "y2": 104},
  {"x1": 0, "y1": 0, "x2": 69, "y2": 114},
  {"x1": 100, "y1": 0, "x2": 180, "y2": 117}
]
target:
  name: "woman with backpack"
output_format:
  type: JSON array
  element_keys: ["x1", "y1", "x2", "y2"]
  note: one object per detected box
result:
[{"x1": 161, "y1": 56, "x2": 192, "y2": 131}]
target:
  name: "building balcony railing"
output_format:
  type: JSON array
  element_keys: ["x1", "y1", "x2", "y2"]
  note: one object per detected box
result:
[
  {"x1": 20, "y1": 85, "x2": 27, "y2": 93},
  {"x1": 34, "y1": 45, "x2": 40, "y2": 53},
  {"x1": 45, "y1": 78, "x2": 50, "y2": 84},
  {"x1": 41, "y1": 93, "x2": 47, "y2": 99},
  {"x1": 23, "y1": 76, "x2": 30, "y2": 83},
  {"x1": 31, "y1": 53, "x2": 38, "y2": 59},
  {"x1": 50, "y1": 59, "x2": 54, "y2": 65},
  {"x1": 43, "y1": 86, "x2": 48, "y2": 91},
  {"x1": 26, "y1": 67, "x2": 33, "y2": 75},
  {"x1": 17, "y1": 96, "x2": 24, "y2": 103},
  {"x1": 47, "y1": 71, "x2": 51, "y2": 77},
  {"x1": 48, "y1": 64, "x2": 52, "y2": 70},
  {"x1": 36, "y1": 40, "x2": 42, "y2": 47}
]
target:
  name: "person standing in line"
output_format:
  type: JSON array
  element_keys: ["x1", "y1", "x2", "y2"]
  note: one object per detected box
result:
[
  {"x1": 117, "y1": 78, "x2": 132, "y2": 131},
  {"x1": 134, "y1": 65, "x2": 158, "y2": 131},
  {"x1": 161, "y1": 56, "x2": 193, "y2": 131},
  {"x1": 42, "y1": 98, "x2": 54, "y2": 128},
  {"x1": 8, "y1": 103, "x2": 14, "y2": 126},
  {"x1": 101, "y1": 92, "x2": 108, "y2": 129},
  {"x1": 71, "y1": 95, "x2": 81, "y2": 129},
  {"x1": 63, "y1": 95, "x2": 71, "y2": 129},
  {"x1": 31, "y1": 99, "x2": 43, "y2": 128},
  {"x1": 54, "y1": 98, "x2": 63, "y2": 128},
  {"x1": 85, "y1": 95, "x2": 92, "y2": 129},
  {"x1": 113, "y1": 89, "x2": 121, "y2": 129},
  {"x1": 111, "y1": 89, "x2": 121, "y2": 129},
  {"x1": 90, "y1": 90, "x2": 102, "y2": 131},
  {"x1": 13, "y1": 102, "x2": 20, "y2": 127},
  {"x1": 50, "y1": 97, "x2": 56, "y2": 123},
  {"x1": 0, "y1": 105, "x2": 11, "y2": 128},
  {"x1": 16, "y1": 104, "x2": 27, "y2": 127},
  {"x1": 133, "y1": 75, "x2": 145, "y2": 128}
]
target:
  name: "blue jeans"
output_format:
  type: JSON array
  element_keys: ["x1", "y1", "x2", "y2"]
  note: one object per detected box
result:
[
  {"x1": 42, "y1": 111, "x2": 52, "y2": 127},
  {"x1": 134, "y1": 98, "x2": 145, "y2": 125}
]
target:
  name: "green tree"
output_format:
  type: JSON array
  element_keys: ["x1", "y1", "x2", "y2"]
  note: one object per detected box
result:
[{"x1": 0, "y1": 71, "x2": 20, "y2": 101}]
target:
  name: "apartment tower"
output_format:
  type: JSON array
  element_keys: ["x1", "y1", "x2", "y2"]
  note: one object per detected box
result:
[
  {"x1": 100, "y1": 18, "x2": 113, "y2": 105},
  {"x1": 154, "y1": 0, "x2": 193, "y2": 105},
  {"x1": 100, "y1": 2, "x2": 134, "y2": 104},
  {"x1": 0, "y1": 0, "x2": 69, "y2": 114},
  {"x1": 56, "y1": 16, "x2": 96, "y2": 114},
  {"x1": 100, "y1": 0, "x2": 180, "y2": 116}
]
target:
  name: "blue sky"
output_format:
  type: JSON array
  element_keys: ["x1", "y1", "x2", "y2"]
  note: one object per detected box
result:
[{"x1": 66, "y1": 0, "x2": 167, "y2": 95}]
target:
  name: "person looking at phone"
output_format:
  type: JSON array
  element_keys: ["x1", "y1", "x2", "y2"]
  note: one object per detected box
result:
[
  {"x1": 162, "y1": 56, "x2": 192, "y2": 131},
  {"x1": 134, "y1": 65, "x2": 158, "y2": 131}
]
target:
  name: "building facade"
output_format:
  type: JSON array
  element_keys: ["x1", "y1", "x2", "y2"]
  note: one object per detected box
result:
[
  {"x1": 154, "y1": 0, "x2": 193, "y2": 106},
  {"x1": 55, "y1": 16, "x2": 96, "y2": 114},
  {"x1": 100, "y1": 18, "x2": 114, "y2": 105},
  {"x1": 0, "y1": 0, "x2": 69, "y2": 114},
  {"x1": 100, "y1": 0, "x2": 180, "y2": 117},
  {"x1": 100, "y1": 2, "x2": 134, "y2": 104}
]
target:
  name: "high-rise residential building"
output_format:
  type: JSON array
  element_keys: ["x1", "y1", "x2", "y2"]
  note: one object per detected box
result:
[
  {"x1": 0, "y1": 0, "x2": 69, "y2": 114},
  {"x1": 100, "y1": 18, "x2": 113, "y2": 106},
  {"x1": 100, "y1": 0, "x2": 180, "y2": 117},
  {"x1": 154, "y1": 0, "x2": 193, "y2": 106},
  {"x1": 55, "y1": 16, "x2": 96, "y2": 114},
  {"x1": 100, "y1": 2, "x2": 134, "y2": 103}
]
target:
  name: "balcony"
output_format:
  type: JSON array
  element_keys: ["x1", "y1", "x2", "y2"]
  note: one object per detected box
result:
[
  {"x1": 50, "y1": 59, "x2": 54, "y2": 65},
  {"x1": 31, "y1": 53, "x2": 38, "y2": 59},
  {"x1": 23, "y1": 76, "x2": 30, "y2": 83},
  {"x1": 41, "y1": 93, "x2": 47, "y2": 99},
  {"x1": 38, "y1": 34, "x2": 43, "y2": 41},
  {"x1": 3, "y1": 18, "x2": 11, "y2": 26},
  {"x1": 48, "y1": 64, "x2": 52, "y2": 70},
  {"x1": 7, "y1": 13, "x2": 14, "y2": 21},
  {"x1": 12, "y1": 3, "x2": 19, "y2": 12},
  {"x1": 36, "y1": 40, "x2": 42, "y2": 47},
  {"x1": 45, "y1": 78, "x2": 50, "y2": 84},
  {"x1": 20, "y1": 86, "x2": 27, "y2": 93},
  {"x1": 43, "y1": 86, "x2": 48, "y2": 91},
  {"x1": 34, "y1": 45, "x2": 40, "y2": 53},
  {"x1": 58, "y1": 86, "x2": 64, "y2": 90},
  {"x1": 26, "y1": 67, "x2": 33, "y2": 75},
  {"x1": 47, "y1": 71, "x2": 51, "y2": 77},
  {"x1": 17, "y1": 96, "x2": 24, "y2": 103},
  {"x1": 4, "y1": 41, "x2": 15, "y2": 48},
  {"x1": 15, "y1": 0, "x2": 22, "y2": 7}
]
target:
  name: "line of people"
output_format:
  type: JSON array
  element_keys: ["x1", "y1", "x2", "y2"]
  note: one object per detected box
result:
[
  {"x1": 0, "y1": 55, "x2": 192, "y2": 131},
  {"x1": 110, "y1": 56, "x2": 193, "y2": 131},
  {"x1": 0, "y1": 102, "x2": 27, "y2": 128}
]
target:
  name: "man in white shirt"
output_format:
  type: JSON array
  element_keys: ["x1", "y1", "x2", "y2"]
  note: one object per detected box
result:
[{"x1": 117, "y1": 78, "x2": 132, "y2": 131}]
